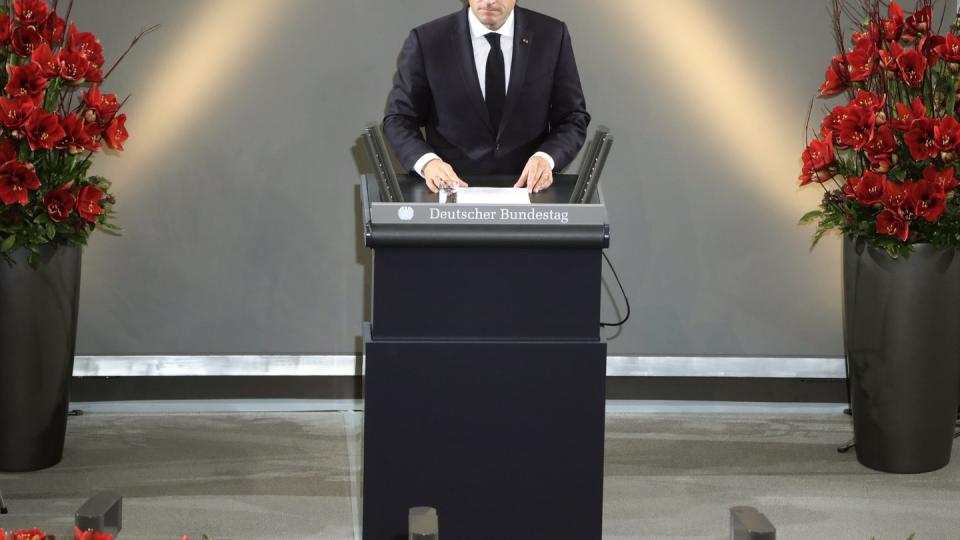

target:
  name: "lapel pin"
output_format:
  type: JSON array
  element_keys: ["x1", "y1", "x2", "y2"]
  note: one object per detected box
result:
[{"x1": 521, "y1": 37, "x2": 529, "y2": 45}]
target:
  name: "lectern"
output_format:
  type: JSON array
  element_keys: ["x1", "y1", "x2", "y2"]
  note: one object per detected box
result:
[{"x1": 361, "y1": 174, "x2": 609, "y2": 540}]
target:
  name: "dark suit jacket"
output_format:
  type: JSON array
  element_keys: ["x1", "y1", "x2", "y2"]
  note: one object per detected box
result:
[{"x1": 383, "y1": 7, "x2": 590, "y2": 175}]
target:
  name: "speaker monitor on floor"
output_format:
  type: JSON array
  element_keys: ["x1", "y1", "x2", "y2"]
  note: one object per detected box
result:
[{"x1": 730, "y1": 506, "x2": 775, "y2": 540}]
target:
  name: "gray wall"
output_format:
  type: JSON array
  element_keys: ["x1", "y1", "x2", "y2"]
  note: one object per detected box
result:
[{"x1": 75, "y1": 0, "x2": 842, "y2": 357}]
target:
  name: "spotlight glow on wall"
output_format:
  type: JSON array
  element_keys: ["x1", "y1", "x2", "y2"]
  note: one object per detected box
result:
[
  {"x1": 614, "y1": 1, "x2": 820, "y2": 216},
  {"x1": 100, "y1": 0, "x2": 293, "y2": 187}
]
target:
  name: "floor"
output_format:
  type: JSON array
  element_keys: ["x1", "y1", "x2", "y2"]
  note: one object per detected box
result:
[{"x1": 0, "y1": 407, "x2": 958, "y2": 539}]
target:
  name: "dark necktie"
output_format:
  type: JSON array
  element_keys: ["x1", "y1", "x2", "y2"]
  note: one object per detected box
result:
[{"x1": 485, "y1": 32, "x2": 505, "y2": 132}]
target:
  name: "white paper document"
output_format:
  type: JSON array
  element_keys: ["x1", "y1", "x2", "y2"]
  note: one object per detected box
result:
[{"x1": 443, "y1": 187, "x2": 531, "y2": 205}]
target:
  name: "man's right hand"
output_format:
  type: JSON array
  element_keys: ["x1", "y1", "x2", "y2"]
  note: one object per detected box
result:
[{"x1": 422, "y1": 159, "x2": 468, "y2": 193}]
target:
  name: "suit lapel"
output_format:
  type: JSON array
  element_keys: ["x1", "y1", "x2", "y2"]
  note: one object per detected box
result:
[
  {"x1": 498, "y1": 8, "x2": 530, "y2": 138},
  {"x1": 453, "y1": 9, "x2": 493, "y2": 134}
]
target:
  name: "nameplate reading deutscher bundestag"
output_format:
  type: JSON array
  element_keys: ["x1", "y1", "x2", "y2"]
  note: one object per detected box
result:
[{"x1": 370, "y1": 202, "x2": 607, "y2": 226}]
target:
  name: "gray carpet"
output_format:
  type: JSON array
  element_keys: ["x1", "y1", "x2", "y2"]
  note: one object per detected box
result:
[{"x1": 0, "y1": 411, "x2": 957, "y2": 539}]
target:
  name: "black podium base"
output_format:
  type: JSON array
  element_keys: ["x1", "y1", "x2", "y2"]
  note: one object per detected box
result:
[{"x1": 362, "y1": 326, "x2": 606, "y2": 540}]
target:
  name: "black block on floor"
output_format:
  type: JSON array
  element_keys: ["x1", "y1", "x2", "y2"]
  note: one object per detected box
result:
[
  {"x1": 75, "y1": 492, "x2": 123, "y2": 537},
  {"x1": 730, "y1": 506, "x2": 775, "y2": 540}
]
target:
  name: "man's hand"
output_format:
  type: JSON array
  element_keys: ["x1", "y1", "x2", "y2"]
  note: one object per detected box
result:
[
  {"x1": 515, "y1": 155, "x2": 554, "y2": 193},
  {"x1": 422, "y1": 159, "x2": 467, "y2": 193}
]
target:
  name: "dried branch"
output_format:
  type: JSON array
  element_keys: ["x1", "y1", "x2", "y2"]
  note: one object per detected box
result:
[
  {"x1": 63, "y1": 0, "x2": 74, "y2": 37},
  {"x1": 102, "y1": 24, "x2": 161, "y2": 82},
  {"x1": 804, "y1": 97, "x2": 816, "y2": 147},
  {"x1": 937, "y1": 0, "x2": 947, "y2": 34},
  {"x1": 831, "y1": 0, "x2": 856, "y2": 100}
]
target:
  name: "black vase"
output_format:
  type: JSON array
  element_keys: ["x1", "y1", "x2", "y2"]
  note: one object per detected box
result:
[
  {"x1": 0, "y1": 245, "x2": 82, "y2": 472},
  {"x1": 843, "y1": 236, "x2": 960, "y2": 473}
]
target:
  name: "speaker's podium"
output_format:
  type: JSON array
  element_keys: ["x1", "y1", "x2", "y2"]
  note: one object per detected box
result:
[{"x1": 360, "y1": 173, "x2": 609, "y2": 539}]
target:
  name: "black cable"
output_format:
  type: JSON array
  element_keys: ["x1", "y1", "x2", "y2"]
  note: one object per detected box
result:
[{"x1": 600, "y1": 251, "x2": 630, "y2": 328}]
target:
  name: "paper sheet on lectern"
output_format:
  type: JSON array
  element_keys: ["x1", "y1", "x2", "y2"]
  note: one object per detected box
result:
[{"x1": 449, "y1": 187, "x2": 531, "y2": 205}]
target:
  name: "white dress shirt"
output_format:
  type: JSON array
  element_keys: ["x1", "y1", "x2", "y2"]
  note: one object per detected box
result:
[
  {"x1": 413, "y1": 8, "x2": 555, "y2": 178},
  {"x1": 470, "y1": 6, "x2": 515, "y2": 99}
]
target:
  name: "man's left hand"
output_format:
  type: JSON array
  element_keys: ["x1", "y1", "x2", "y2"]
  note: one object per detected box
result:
[{"x1": 515, "y1": 155, "x2": 554, "y2": 193}]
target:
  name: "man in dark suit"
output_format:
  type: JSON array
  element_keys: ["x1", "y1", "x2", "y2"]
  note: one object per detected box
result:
[{"x1": 384, "y1": 0, "x2": 590, "y2": 193}]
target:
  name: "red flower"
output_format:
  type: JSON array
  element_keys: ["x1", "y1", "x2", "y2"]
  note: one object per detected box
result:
[
  {"x1": 67, "y1": 23, "x2": 104, "y2": 68},
  {"x1": 934, "y1": 115, "x2": 960, "y2": 154},
  {"x1": 45, "y1": 184, "x2": 77, "y2": 222},
  {"x1": 799, "y1": 137, "x2": 835, "y2": 186},
  {"x1": 878, "y1": 41, "x2": 903, "y2": 75},
  {"x1": 904, "y1": 5, "x2": 932, "y2": 38},
  {"x1": 40, "y1": 12, "x2": 66, "y2": 45},
  {"x1": 0, "y1": 138, "x2": 19, "y2": 163},
  {"x1": 881, "y1": 179, "x2": 910, "y2": 209},
  {"x1": 852, "y1": 24, "x2": 879, "y2": 51},
  {"x1": 58, "y1": 48, "x2": 93, "y2": 82},
  {"x1": 0, "y1": 95, "x2": 35, "y2": 130},
  {"x1": 8, "y1": 528, "x2": 47, "y2": 540},
  {"x1": 852, "y1": 90, "x2": 886, "y2": 113},
  {"x1": 5, "y1": 62, "x2": 48, "y2": 106},
  {"x1": 853, "y1": 171, "x2": 886, "y2": 206},
  {"x1": 82, "y1": 84, "x2": 120, "y2": 126},
  {"x1": 918, "y1": 34, "x2": 944, "y2": 64},
  {"x1": 57, "y1": 113, "x2": 100, "y2": 153},
  {"x1": 74, "y1": 527, "x2": 114, "y2": 540},
  {"x1": 13, "y1": 0, "x2": 48, "y2": 27},
  {"x1": 24, "y1": 108, "x2": 65, "y2": 151},
  {"x1": 904, "y1": 118, "x2": 938, "y2": 161},
  {"x1": 11, "y1": 25, "x2": 43, "y2": 57},
  {"x1": 0, "y1": 160, "x2": 41, "y2": 205},
  {"x1": 864, "y1": 125, "x2": 895, "y2": 170},
  {"x1": 31, "y1": 42, "x2": 60, "y2": 78},
  {"x1": 104, "y1": 113, "x2": 128, "y2": 151},
  {"x1": 897, "y1": 49, "x2": 927, "y2": 87},
  {"x1": 891, "y1": 96, "x2": 926, "y2": 131},
  {"x1": 0, "y1": 15, "x2": 12, "y2": 45},
  {"x1": 922, "y1": 164, "x2": 959, "y2": 193},
  {"x1": 820, "y1": 106, "x2": 846, "y2": 145},
  {"x1": 837, "y1": 105, "x2": 875, "y2": 149},
  {"x1": 877, "y1": 209, "x2": 910, "y2": 241},
  {"x1": 937, "y1": 33, "x2": 960, "y2": 63},
  {"x1": 83, "y1": 67, "x2": 104, "y2": 84},
  {"x1": 881, "y1": 2, "x2": 905, "y2": 42},
  {"x1": 909, "y1": 180, "x2": 946, "y2": 222},
  {"x1": 843, "y1": 175, "x2": 860, "y2": 198},
  {"x1": 846, "y1": 44, "x2": 877, "y2": 82},
  {"x1": 819, "y1": 56, "x2": 849, "y2": 97},
  {"x1": 77, "y1": 184, "x2": 105, "y2": 222}
]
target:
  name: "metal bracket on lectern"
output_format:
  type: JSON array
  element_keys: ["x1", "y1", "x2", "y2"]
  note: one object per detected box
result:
[
  {"x1": 570, "y1": 126, "x2": 613, "y2": 204},
  {"x1": 361, "y1": 123, "x2": 404, "y2": 203}
]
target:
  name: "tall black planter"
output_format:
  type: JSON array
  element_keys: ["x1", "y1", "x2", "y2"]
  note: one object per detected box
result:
[
  {"x1": 843, "y1": 236, "x2": 960, "y2": 473},
  {"x1": 0, "y1": 245, "x2": 82, "y2": 472}
]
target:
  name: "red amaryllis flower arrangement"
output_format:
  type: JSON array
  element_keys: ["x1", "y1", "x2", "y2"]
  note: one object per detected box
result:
[
  {"x1": 0, "y1": 527, "x2": 210, "y2": 539},
  {"x1": 800, "y1": 0, "x2": 960, "y2": 256},
  {"x1": 0, "y1": 0, "x2": 157, "y2": 266}
]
